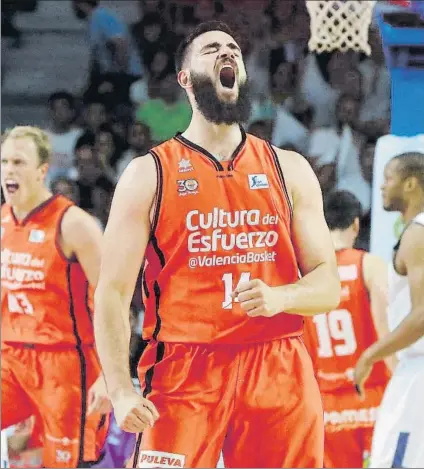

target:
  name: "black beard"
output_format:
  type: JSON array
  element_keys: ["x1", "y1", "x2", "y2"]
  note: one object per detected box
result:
[{"x1": 191, "y1": 72, "x2": 251, "y2": 125}]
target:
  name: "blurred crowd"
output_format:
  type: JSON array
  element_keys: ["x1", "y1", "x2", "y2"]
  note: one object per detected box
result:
[
  {"x1": 3, "y1": 1, "x2": 392, "y2": 466},
  {"x1": 39, "y1": 0, "x2": 390, "y2": 248}
]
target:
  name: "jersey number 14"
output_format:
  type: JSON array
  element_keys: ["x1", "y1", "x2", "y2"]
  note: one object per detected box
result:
[{"x1": 222, "y1": 272, "x2": 251, "y2": 309}]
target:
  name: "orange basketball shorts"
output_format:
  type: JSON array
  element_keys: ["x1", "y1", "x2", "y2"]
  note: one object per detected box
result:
[
  {"x1": 1, "y1": 344, "x2": 108, "y2": 468},
  {"x1": 322, "y1": 385, "x2": 387, "y2": 468},
  {"x1": 131, "y1": 336, "x2": 324, "y2": 468}
]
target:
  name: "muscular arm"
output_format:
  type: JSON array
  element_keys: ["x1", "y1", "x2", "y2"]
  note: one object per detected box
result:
[
  {"x1": 362, "y1": 224, "x2": 424, "y2": 363},
  {"x1": 61, "y1": 206, "x2": 104, "y2": 287},
  {"x1": 94, "y1": 156, "x2": 157, "y2": 399},
  {"x1": 62, "y1": 205, "x2": 115, "y2": 413},
  {"x1": 273, "y1": 150, "x2": 341, "y2": 315},
  {"x1": 363, "y1": 253, "x2": 397, "y2": 371}
]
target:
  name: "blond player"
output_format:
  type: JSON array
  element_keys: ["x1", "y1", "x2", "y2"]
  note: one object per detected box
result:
[{"x1": 1, "y1": 126, "x2": 110, "y2": 467}]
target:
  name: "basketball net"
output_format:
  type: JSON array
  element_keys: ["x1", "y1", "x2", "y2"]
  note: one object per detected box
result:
[{"x1": 306, "y1": 1, "x2": 376, "y2": 55}]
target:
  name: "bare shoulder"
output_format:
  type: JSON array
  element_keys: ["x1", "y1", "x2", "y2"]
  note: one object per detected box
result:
[
  {"x1": 60, "y1": 205, "x2": 103, "y2": 258},
  {"x1": 363, "y1": 252, "x2": 387, "y2": 287},
  {"x1": 399, "y1": 222, "x2": 424, "y2": 264},
  {"x1": 113, "y1": 154, "x2": 157, "y2": 212},
  {"x1": 61, "y1": 205, "x2": 100, "y2": 232},
  {"x1": 119, "y1": 154, "x2": 157, "y2": 186},
  {"x1": 272, "y1": 146, "x2": 321, "y2": 206},
  {"x1": 272, "y1": 147, "x2": 313, "y2": 178},
  {"x1": 363, "y1": 252, "x2": 387, "y2": 271}
]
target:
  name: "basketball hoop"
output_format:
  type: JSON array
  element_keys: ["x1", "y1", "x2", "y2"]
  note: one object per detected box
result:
[{"x1": 306, "y1": 1, "x2": 377, "y2": 55}]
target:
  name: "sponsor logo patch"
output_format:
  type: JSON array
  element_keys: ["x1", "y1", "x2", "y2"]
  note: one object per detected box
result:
[
  {"x1": 178, "y1": 158, "x2": 193, "y2": 173},
  {"x1": 324, "y1": 407, "x2": 378, "y2": 428},
  {"x1": 29, "y1": 229, "x2": 45, "y2": 243},
  {"x1": 55, "y1": 450, "x2": 71, "y2": 463},
  {"x1": 248, "y1": 174, "x2": 269, "y2": 189},
  {"x1": 138, "y1": 450, "x2": 185, "y2": 468},
  {"x1": 177, "y1": 179, "x2": 199, "y2": 196}
]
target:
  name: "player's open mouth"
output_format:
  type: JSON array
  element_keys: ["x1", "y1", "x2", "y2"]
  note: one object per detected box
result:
[
  {"x1": 219, "y1": 65, "x2": 236, "y2": 89},
  {"x1": 5, "y1": 180, "x2": 19, "y2": 194}
]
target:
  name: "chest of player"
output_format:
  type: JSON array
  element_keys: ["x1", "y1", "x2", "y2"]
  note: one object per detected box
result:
[
  {"x1": 1, "y1": 222, "x2": 64, "y2": 289},
  {"x1": 160, "y1": 169, "x2": 288, "y2": 253},
  {"x1": 160, "y1": 144, "x2": 290, "y2": 219}
]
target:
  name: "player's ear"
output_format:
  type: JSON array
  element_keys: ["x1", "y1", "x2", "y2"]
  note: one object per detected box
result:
[
  {"x1": 353, "y1": 217, "x2": 360, "y2": 236},
  {"x1": 178, "y1": 69, "x2": 192, "y2": 89},
  {"x1": 38, "y1": 162, "x2": 49, "y2": 182},
  {"x1": 404, "y1": 176, "x2": 417, "y2": 193}
]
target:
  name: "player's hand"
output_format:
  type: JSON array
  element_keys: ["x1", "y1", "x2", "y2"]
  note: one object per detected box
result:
[
  {"x1": 87, "y1": 374, "x2": 113, "y2": 415},
  {"x1": 232, "y1": 279, "x2": 280, "y2": 318},
  {"x1": 354, "y1": 350, "x2": 374, "y2": 399},
  {"x1": 112, "y1": 388, "x2": 159, "y2": 433}
]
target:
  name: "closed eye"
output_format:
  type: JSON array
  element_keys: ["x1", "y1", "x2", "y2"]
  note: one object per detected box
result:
[
  {"x1": 200, "y1": 41, "x2": 241, "y2": 56},
  {"x1": 11, "y1": 159, "x2": 25, "y2": 166},
  {"x1": 203, "y1": 48, "x2": 219, "y2": 55},
  {"x1": 1, "y1": 157, "x2": 26, "y2": 166}
]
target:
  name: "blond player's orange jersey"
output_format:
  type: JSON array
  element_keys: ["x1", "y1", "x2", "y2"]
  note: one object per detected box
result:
[
  {"x1": 141, "y1": 129, "x2": 303, "y2": 344},
  {"x1": 303, "y1": 248, "x2": 390, "y2": 392},
  {"x1": 1, "y1": 195, "x2": 95, "y2": 346}
]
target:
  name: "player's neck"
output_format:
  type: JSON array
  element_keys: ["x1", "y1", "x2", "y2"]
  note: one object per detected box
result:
[
  {"x1": 182, "y1": 114, "x2": 243, "y2": 162},
  {"x1": 12, "y1": 188, "x2": 53, "y2": 222},
  {"x1": 330, "y1": 231, "x2": 354, "y2": 251},
  {"x1": 401, "y1": 197, "x2": 424, "y2": 224}
]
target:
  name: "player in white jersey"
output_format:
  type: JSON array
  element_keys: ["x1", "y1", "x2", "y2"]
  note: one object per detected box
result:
[
  {"x1": 354, "y1": 152, "x2": 424, "y2": 468},
  {"x1": 1, "y1": 430, "x2": 8, "y2": 468}
]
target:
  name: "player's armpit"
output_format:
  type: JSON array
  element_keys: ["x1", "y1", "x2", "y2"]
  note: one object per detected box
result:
[
  {"x1": 94, "y1": 155, "x2": 157, "y2": 400},
  {"x1": 272, "y1": 149, "x2": 341, "y2": 316},
  {"x1": 60, "y1": 206, "x2": 104, "y2": 287},
  {"x1": 363, "y1": 253, "x2": 397, "y2": 371}
]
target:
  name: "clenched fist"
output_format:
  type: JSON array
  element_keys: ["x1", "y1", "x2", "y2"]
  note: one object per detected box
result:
[
  {"x1": 112, "y1": 388, "x2": 159, "y2": 433},
  {"x1": 87, "y1": 374, "x2": 113, "y2": 415},
  {"x1": 233, "y1": 278, "x2": 280, "y2": 318}
]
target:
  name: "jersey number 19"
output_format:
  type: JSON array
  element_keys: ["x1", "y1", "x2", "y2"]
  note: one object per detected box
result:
[{"x1": 313, "y1": 309, "x2": 357, "y2": 357}]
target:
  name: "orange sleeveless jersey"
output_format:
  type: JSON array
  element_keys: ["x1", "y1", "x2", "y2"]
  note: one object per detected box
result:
[
  {"x1": 303, "y1": 249, "x2": 390, "y2": 392},
  {"x1": 141, "y1": 129, "x2": 303, "y2": 344},
  {"x1": 1, "y1": 195, "x2": 95, "y2": 346}
]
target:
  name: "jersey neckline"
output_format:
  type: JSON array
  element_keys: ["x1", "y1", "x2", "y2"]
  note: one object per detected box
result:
[
  {"x1": 10, "y1": 194, "x2": 60, "y2": 227},
  {"x1": 174, "y1": 125, "x2": 247, "y2": 171}
]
